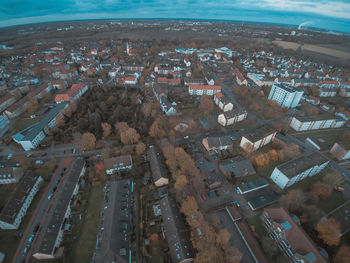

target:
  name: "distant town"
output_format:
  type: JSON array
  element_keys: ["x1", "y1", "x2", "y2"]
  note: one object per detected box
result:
[{"x1": 0, "y1": 20, "x2": 349, "y2": 263}]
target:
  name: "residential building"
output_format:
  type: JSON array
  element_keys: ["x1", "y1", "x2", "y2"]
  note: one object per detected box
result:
[
  {"x1": 339, "y1": 87, "x2": 350, "y2": 97},
  {"x1": 0, "y1": 93, "x2": 16, "y2": 112},
  {"x1": 219, "y1": 156, "x2": 256, "y2": 177},
  {"x1": 237, "y1": 178, "x2": 269, "y2": 194},
  {"x1": 330, "y1": 143, "x2": 350, "y2": 161},
  {"x1": 55, "y1": 83, "x2": 88, "y2": 103},
  {"x1": 274, "y1": 77, "x2": 292, "y2": 85},
  {"x1": 4, "y1": 95, "x2": 31, "y2": 119},
  {"x1": 147, "y1": 146, "x2": 169, "y2": 187},
  {"x1": 320, "y1": 80, "x2": 339, "y2": 89},
  {"x1": 268, "y1": 83, "x2": 304, "y2": 108},
  {"x1": 234, "y1": 69, "x2": 247, "y2": 86},
  {"x1": 0, "y1": 114, "x2": 9, "y2": 138},
  {"x1": 319, "y1": 88, "x2": 336, "y2": 97},
  {"x1": 290, "y1": 115, "x2": 345, "y2": 131},
  {"x1": 188, "y1": 85, "x2": 221, "y2": 96},
  {"x1": 92, "y1": 179, "x2": 133, "y2": 263},
  {"x1": 159, "y1": 95, "x2": 177, "y2": 116},
  {"x1": 291, "y1": 79, "x2": 318, "y2": 87},
  {"x1": 247, "y1": 73, "x2": 273, "y2": 87},
  {"x1": 32, "y1": 159, "x2": 86, "y2": 260},
  {"x1": 12, "y1": 102, "x2": 68, "y2": 151},
  {"x1": 0, "y1": 173, "x2": 42, "y2": 229},
  {"x1": 213, "y1": 92, "x2": 233, "y2": 112},
  {"x1": 0, "y1": 167, "x2": 23, "y2": 184},
  {"x1": 270, "y1": 153, "x2": 329, "y2": 189},
  {"x1": 160, "y1": 195, "x2": 193, "y2": 263},
  {"x1": 202, "y1": 135, "x2": 234, "y2": 152},
  {"x1": 240, "y1": 126, "x2": 276, "y2": 153},
  {"x1": 261, "y1": 207, "x2": 327, "y2": 263},
  {"x1": 184, "y1": 78, "x2": 205, "y2": 86},
  {"x1": 217, "y1": 108, "x2": 247, "y2": 126},
  {"x1": 104, "y1": 155, "x2": 133, "y2": 175}
]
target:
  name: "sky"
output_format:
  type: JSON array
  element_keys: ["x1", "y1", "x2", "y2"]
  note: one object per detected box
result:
[{"x1": 0, "y1": 0, "x2": 350, "y2": 33}]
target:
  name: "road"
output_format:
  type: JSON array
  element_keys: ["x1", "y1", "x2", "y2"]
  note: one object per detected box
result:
[{"x1": 13, "y1": 163, "x2": 67, "y2": 263}]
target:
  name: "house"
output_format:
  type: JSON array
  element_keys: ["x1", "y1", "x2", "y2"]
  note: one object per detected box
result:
[
  {"x1": 319, "y1": 87, "x2": 337, "y2": 97},
  {"x1": 339, "y1": 87, "x2": 350, "y2": 97},
  {"x1": 184, "y1": 78, "x2": 205, "y2": 86},
  {"x1": 213, "y1": 92, "x2": 233, "y2": 112},
  {"x1": 0, "y1": 114, "x2": 9, "y2": 138},
  {"x1": 290, "y1": 115, "x2": 345, "y2": 131},
  {"x1": 32, "y1": 159, "x2": 85, "y2": 260},
  {"x1": 0, "y1": 93, "x2": 16, "y2": 112},
  {"x1": 124, "y1": 76, "x2": 138, "y2": 85},
  {"x1": 270, "y1": 153, "x2": 329, "y2": 189},
  {"x1": 55, "y1": 83, "x2": 88, "y2": 103},
  {"x1": 104, "y1": 155, "x2": 133, "y2": 175},
  {"x1": 188, "y1": 85, "x2": 221, "y2": 96},
  {"x1": 202, "y1": 135, "x2": 234, "y2": 152},
  {"x1": 147, "y1": 146, "x2": 169, "y2": 187},
  {"x1": 159, "y1": 95, "x2": 177, "y2": 116},
  {"x1": 219, "y1": 156, "x2": 256, "y2": 177},
  {"x1": 274, "y1": 77, "x2": 292, "y2": 85},
  {"x1": 291, "y1": 79, "x2": 318, "y2": 87},
  {"x1": 240, "y1": 126, "x2": 276, "y2": 153},
  {"x1": 0, "y1": 173, "x2": 42, "y2": 229},
  {"x1": 247, "y1": 73, "x2": 273, "y2": 87},
  {"x1": 12, "y1": 102, "x2": 68, "y2": 151},
  {"x1": 92, "y1": 179, "x2": 133, "y2": 263},
  {"x1": 234, "y1": 69, "x2": 247, "y2": 86},
  {"x1": 330, "y1": 143, "x2": 350, "y2": 161},
  {"x1": 268, "y1": 83, "x2": 304, "y2": 108},
  {"x1": 160, "y1": 195, "x2": 193, "y2": 263},
  {"x1": 320, "y1": 80, "x2": 339, "y2": 89},
  {"x1": 261, "y1": 207, "x2": 327, "y2": 263},
  {"x1": 217, "y1": 108, "x2": 247, "y2": 126},
  {"x1": 0, "y1": 167, "x2": 23, "y2": 184}
]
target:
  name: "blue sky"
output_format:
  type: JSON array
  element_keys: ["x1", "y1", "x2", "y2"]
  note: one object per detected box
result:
[{"x1": 0, "y1": 0, "x2": 349, "y2": 33}]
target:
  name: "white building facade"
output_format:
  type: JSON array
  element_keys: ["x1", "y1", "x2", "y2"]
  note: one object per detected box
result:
[
  {"x1": 268, "y1": 83, "x2": 304, "y2": 108},
  {"x1": 290, "y1": 116, "x2": 345, "y2": 131},
  {"x1": 188, "y1": 85, "x2": 221, "y2": 96}
]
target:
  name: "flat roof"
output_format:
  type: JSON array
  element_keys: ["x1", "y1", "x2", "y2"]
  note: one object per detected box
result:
[
  {"x1": 160, "y1": 195, "x2": 193, "y2": 263},
  {"x1": 238, "y1": 178, "x2": 269, "y2": 193},
  {"x1": 293, "y1": 114, "x2": 344, "y2": 122},
  {"x1": 246, "y1": 188, "x2": 280, "y2": 210},
  {"x1": 276, "y1": 152, "x2": 328, "y2": 179},
  {"x1": 243, "y1": 126, "x2": 276, "y2": 143},
  {"x1": 92, "y1": 178, "x2": 133, "y2": 263},
  {"x1": 104, "y1": 155, "x2": 133, "y2": 171},
  {"x1": 205, "y1": 135, "x2": 234, "y2": 148},
  {"x1": 0, "y1": 173, "x2": 41, "y2": 225},
  {"x1": 220, "y1": 156, "x2": 255, "y2": 177},
  {"x1": 33, "y1": 159, "x2": 85, "y2": 256}
]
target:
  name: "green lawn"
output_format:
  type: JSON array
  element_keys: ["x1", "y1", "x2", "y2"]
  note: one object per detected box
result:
[
  {"x1": 247, "y1": 215, "x2": 267, "y2": 237},
  {"x1": 319, "y1": 191, "x2": 346, "y2": 214},
  {"x1": 69, "y1": 184, "x2": 104, "y2": 263},
  {"x1": 294, "y1": 129, "x2": 344, "y2": 150}
]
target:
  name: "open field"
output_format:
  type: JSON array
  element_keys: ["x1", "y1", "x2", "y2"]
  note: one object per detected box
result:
[
  {"x1": 301, "y1": 44, "x2": 350, "y2": 60},
  {"x1": 272, "y1": 40, "x2": 301, "y2": 51}
]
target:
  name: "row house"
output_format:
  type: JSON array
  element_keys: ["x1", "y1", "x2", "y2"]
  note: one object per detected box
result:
[
  {"x1": 157, "y1": 77, "x2": 181, "y2": 86},
  {"x1": 234, "y1": 69, "x2": 247, "y2": 86},
  {"x1": 202, "y1": 135, "x2": 234, "y2": 152},
  {"x1": 218, "y1": 108, "x2": 247, "y2": 126},
  {"x1": 122, "y1": 64, "x2": 144, "y2": 72},
  {"x1": 104, "y1": 155, "x2": 133, "y2": 175},
  {"x1": 319, "y1": 87, "x2": 337, "y2": 97},
  {"x1": 247, "y1": 73, "x2": 273, "y2": 87},
  {"x1": 4, "y1": 95, "x2": 31, "y2": 119},
  {"x1": 55, "y1": 83, "x2": 88, "y2": 103},
  {"x1": 0, "y1": 173, "x2": 42, "y2": 229},
  {"x1": 147, "y1": 146, "x2": 169, "y2": 187},
  {"x1": 12, "y1": 102, "x2": 68, "y2": 151},
  {"x1": 188, "y1": 85, "x2": 221, "y2": 96},
  {"x1": 184, "y1": 78, "x2": 205, "y2": 86},
  {"x1": 0, "y1": 167, "x2": 23, "y2": 184},
  {"x1": 330, "y1": 143, "x2": 350, "y2": 161},
  {"x1": 270, "y1": 153, "x2": 329, "y2": 189},
  {"x1": 320, "y1": 80, "x2": 339, "y2": 89},
  {"x1": 290, "y1": 115, "x2": 345, "y2": 131},
  {"x1": 291, "y1": 78, "x2": 318, "y2": 87},
  {"x1": 214, "y1": 92, "x2": 233, "y2": 112},
  {"x1": 0, "y1": 93, "x2": 16, "y2": 112},
  {"x1": 240, "y1": 126, "x2": 276, "y2": 153},
  {"x1": 261, "y1": 207, "x2": 327, "y2": 262},
  {"x1": 32, "y1": 159, "x2": 85, "y2": 260}
]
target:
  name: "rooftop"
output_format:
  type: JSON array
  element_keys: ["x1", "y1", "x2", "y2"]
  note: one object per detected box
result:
[
  {"x1": 219, "y1": 156, "x2": 255, "y2": 177},
  {"x1": 147, "y1": 146, "x2": 168, "y2": 182},
  {"x1": 243, "y1": 125, "x2": 276, "y2": 143},
  {"x1": 104, "y1": 155, "x2": 133, "y2": 171}
]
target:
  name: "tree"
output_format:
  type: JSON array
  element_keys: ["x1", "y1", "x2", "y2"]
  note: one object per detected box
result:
[
  {"x1": 135, "y1": 142, "x2": 146, "y2": 155},
  {"x1": 94, "y1": 162, "x2": 106, "y2": 179},
  {"x1": 283, "y1": 189, "x2": 305, "y2": 212},
  {"x1": 323, "y1": 172, "x2": 344, "y2": 188},
  {"x1": 199, "y1": 95, "x2": 214, "y2": 114},
  {"x1": 216, "y1": 229, "x2": 231, "y2": 248},
  {"x1": 261, "y1": 236, "x2": 279, "y2": 259},
  {"x1": 115, "y1": 122, "x2": 129, "y2": 135},
  {"x1": 120, "y1": 127, "x2": 140, "y2": 145},
  {"x1": 101, "y1": 122, "x2": 112, "y2": 138},
  {"x1": 181, "y1": 196, "x2": 199, "y2": 217},
  {"x1": 310, "y1": 182, "x2": 333, "y2": 199},
  {"x1": 80, "y1": 132, "x2": 96, "y2": 150},
  {"x1": 315, "y1": 218, "x2": 340, "y2": 246},
  {"x1": 174, "y1": 175, "x2": 188, "y2": 190},
  {"x1": 149, "y1": 118, "x2": 166, "y2": 138},
  {"x1": 334, "y1": 245, "x2": 350, "y2": 263}
]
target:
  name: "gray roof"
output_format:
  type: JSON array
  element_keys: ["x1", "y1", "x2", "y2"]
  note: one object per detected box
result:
[
  {"x1": 243, "y1": 125, "x2": 276, "y2": 143},
  {"x1": 0, "y1": 173, "x2": 41, "y2": 225},
  {"x1": 33, "y1": 159, "x2": 85, "y2": 256},
  {"x1": 160, "y1": 195, "x2": 193, "y2": 263},
  {"x1": 13, "y1": 102, "x2": 67, "y2": 142},
  {"x1": 222, "y1": 107, "x2": 247, "y2": 120},
  {"x1": 276, "y1": 152, "x2": 328, "y2": 179},
  {"x1": 238, "y1": 178, "x2": 269, "y2": 193},
  {"x1": 219, "y1": 156, "x2": 255, "y2": 177},
  {"x1": 147, "y1": 146, "x2": 168, "y2": 183},
  {"x1": 206, "y1": 135, "x2": 233, "y2": 148},
  {"x1": 104, "y1": 155, "x2": 133, "y2": 171},
  {"x1": 93, "y1": 179, "x2": 133, "y2": 263},
  {"x1": 247, "y1": 188, "x2": 280, "y2": 210}
]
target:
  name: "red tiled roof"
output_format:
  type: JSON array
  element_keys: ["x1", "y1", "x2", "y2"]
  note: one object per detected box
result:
[{"x1": 322, "y1": 80, "x2": 339, "y2": 84}]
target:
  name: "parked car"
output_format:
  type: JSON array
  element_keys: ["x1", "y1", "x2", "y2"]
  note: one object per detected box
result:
[
  {"x1": 30, "y1": 114, "x2": 36, "y2": 119},
  {"x1": 207, "y1": 191, "x2": 213, "y2": 198},
  {"x1": 214, "y1": 189, "x2": 220, "y2": 196},
  {"x1": 234, "y1": 200, "x2": 240, "y2": 207},
  {"x1": 35, "y1": 160, "x2": 44, "y2": 165},
  {"x1": 200, "y1": 193, "x2": 207, "y2": 201},
  {"x1": 7, "y1": 153, "x2": 13, "y2": 160},
  {"x1": 72, "y1": 148, "x2": 77, "y2": 154},
  {"x1": 48, "y1": 194, "x2": 53, "y2": 200}
]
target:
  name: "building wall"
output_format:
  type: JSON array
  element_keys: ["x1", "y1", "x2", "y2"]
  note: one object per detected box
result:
[
  {"x1": 268, "y1": 84, "x2": 303, "y2": 108},
  {"x1": 290, "y1": 117, "x2": 345, "y2": 131}
]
